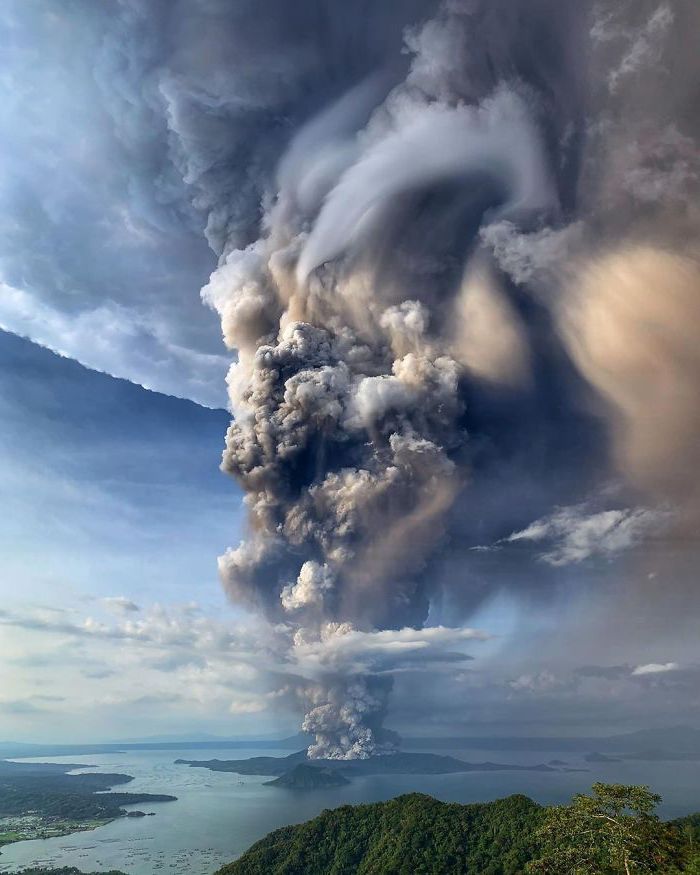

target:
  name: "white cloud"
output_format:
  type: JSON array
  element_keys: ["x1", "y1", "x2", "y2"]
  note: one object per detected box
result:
[
  {"x1": 508, "y1": 670, "x2": 564, "y2": 693},
  {"x1": 607, "y1": 4, "x2": 674, "y2": 93},
  {"x1": 0, "y1": 603, "x2": 277, "y2": 723},
  {"x1": 504, "y1": 504, "x2": 667, "y2": 566},
  {"x1": 228, "y1": 688, "x2": 290, "y2": 715},
  {"x1": 632, "y1": 662, "x2": 679, "y2": 676},
  {"x1": 229, "y1": 698, "x2": 268, "y2": 715},
  {"x1": 0, "y1": 602, "x2": 494, "y2": 738},
  {"x1": 290, "y1": 624, "x2": 489, "y2": 678}
]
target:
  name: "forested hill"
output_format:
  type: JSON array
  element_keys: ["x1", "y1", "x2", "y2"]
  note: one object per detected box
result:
[
  {"x1": 216, "y1": 793, "x2": 546, "y2": 875},
  {"x1": 217, "y1": 786, "x2": 700, "y2": 875},
  {"x1": 13, "y1": 784, "x2": 700, "y2": 875}
]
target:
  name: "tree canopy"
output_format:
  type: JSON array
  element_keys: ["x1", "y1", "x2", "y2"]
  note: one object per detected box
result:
[
  {"x1": 218, "y1": 785, "x2": 696, "y2": 875},
  {"x1": 526, "y1": 783, "x2": 682, "y2": 874}
]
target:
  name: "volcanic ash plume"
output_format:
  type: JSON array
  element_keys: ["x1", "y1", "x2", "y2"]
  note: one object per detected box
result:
[
  {"x1": 201, "y1": 1, "x2": 562, "y2": 758},
  {"x1": 561, "y1": 247, "x2": 700, "y2": 517},
  {"x1": 199, "y1": 0, "x2": 700, "y2": 756},
  {"x1": 302, "y1": 675, "x2": 397, "y2": 761}
]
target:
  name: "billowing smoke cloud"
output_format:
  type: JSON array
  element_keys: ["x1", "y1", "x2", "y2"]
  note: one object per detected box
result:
[
  {"x1": 560, "y1": 247, "x2": 700, "y2": 516},
  {"x1": 15, "y1": 0, "x2": 689, "y2": 752},
  {"x1": 553, "y1": 0, "x2": 700, "y2": 521},
  {"x1": 199, "y1": 0, "x2": 578, "y2": 757},
  {"x1": 302, "y1": 675, "x2": 397, "y2": 760},
  {"x1": 192, "y1": 0, "x2": 700, "y2": 756},
  {"x1": 1, "y1": 0, "x2": 698, "y2": 743}
]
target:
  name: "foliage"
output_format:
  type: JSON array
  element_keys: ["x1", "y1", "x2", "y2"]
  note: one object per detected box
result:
[
  {"x1": 265, "y1": 764, "x2": 351, "y2": 788},
  {"x1": 526, "y1": 783, "x2": 682, "y2": 874},
  {"x1": 673, "y1": 813, "x2": 700, "y2": 850},
  {"x1": 664, "y1": 813, "x2": 700, "y2": 874},
  {"x1": 218, "y1": 792, "x2": 546, "y2": 874},
  {"x1": 219, "y1": 784, "x2": 700, "y2": 875}
]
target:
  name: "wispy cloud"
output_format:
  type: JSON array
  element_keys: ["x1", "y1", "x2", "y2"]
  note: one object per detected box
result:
[
  {"x1": 632, "y1": 662, "x2": 679, "y2": 676},
  {"x1": 102, "y1": 596, "x2": 141, "y2": 615},
  {"x1": 473, "y1": 501, "x2": 669, "y2": 566},
  {"x1": 574, "y1": 664, "x2": 630, "y2": 680},
  {"x1": 0, "y1": 603, "x2": 276, "y2": 721},
  {"x1": 506, "y1": 506, "x2": 666, "y2": 566},
  {"x1": 290, "y1": 625, "x2": 489, "y2": 678}
]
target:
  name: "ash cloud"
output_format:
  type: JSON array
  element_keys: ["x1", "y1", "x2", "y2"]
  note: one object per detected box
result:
[
  {"x1": 560, "y1": 247, "x2": 700, "y2": 518},
  {"x1": 14, "y1": 0, "x2": 698, "y2": 750},
  {"x1": 202, "y1": 0, "x2": 591, "y2": 757},
  {"x1": 302, "y1": 676, "x2": 397, "y2": 760},
  {"x1": 193, "y1": 0, "x2": 700, "y2": 755}
]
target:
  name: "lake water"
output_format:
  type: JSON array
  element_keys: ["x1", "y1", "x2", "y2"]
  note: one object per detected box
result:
[{"x1": 1, "y1": 745, "x2": 699, "y2": 874}]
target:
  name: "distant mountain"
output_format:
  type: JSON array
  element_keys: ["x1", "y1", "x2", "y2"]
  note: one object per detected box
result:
[
  {"x1": 605, "y1": 726, "x2": 700, "y2": 754},
  {"x1": 112, "y1": 732, "x2": 305, "y2": 745},
  {"x1": 0, "y1": 734, "x2": 312, "y2": 761},
  {"x1": 402, "y1": 725, "x2": 700, "y2": 757},
  {"x1": 0, "y1": 742, "x2": 129, "y2": 759},
  {"x1": 584, "y1": 752, "x2": 622, "y2": 763},
  {"x1": 114, "y1": 732, "x2": 234, "y2": 744}
]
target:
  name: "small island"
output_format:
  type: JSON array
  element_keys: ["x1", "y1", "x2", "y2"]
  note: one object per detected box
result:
[{"x1": 264, "y1": 763, "x2": 351, "y2": 790}]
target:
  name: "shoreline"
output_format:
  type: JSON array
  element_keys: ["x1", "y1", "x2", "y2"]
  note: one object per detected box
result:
[{"x1": 0, "y1": 816, "x2": 113, "y2": 854}]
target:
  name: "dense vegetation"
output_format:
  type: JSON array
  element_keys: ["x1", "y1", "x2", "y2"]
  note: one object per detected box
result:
[
  {"x1": 265, "y1": 764, "x2": 351, "y2": 789},
  {"x1": 218, "y1": 785, "x2": 700, "y2": 875},
  {"x1": 217, "y1": 792, "x2": 546, "y2": 874},
  {"x1": 527, "y1": 784, "x2": 683, "y2": 873}
]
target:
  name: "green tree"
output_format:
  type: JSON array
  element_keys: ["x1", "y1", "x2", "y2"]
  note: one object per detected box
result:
[
  {"x1": 527, "y1": 783, "x2": 681, "y2": 875},
  {"x1": 681, "y1": 857, "x2": 700, "y2": 875}
]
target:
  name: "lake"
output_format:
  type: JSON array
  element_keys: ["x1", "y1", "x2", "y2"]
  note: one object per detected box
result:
[{"x1": 1, "y1": 745, "x2": 699, "y2": 874}]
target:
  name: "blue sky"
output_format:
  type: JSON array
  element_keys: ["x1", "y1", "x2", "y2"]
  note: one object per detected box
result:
[
  {"x1": 0, "y1": 330, "x2": 282, "y2": 741},
  {"x1": 0, "y1": 330, "x2": 237, "y2": 610}
]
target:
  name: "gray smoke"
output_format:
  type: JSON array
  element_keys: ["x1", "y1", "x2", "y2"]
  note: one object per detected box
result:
[
  {"x1": 302, "y1": 675, "x2": 397, "y2": 760},
  {"x1": 133, "y1": 0, "x2": 695, "y2": 756},
  {"x1": 200, "y1": 0, "x2": 584, "y2": 757},
  {"x1": 1, "y1": 0, "x2": 697, "y2": 745}
]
